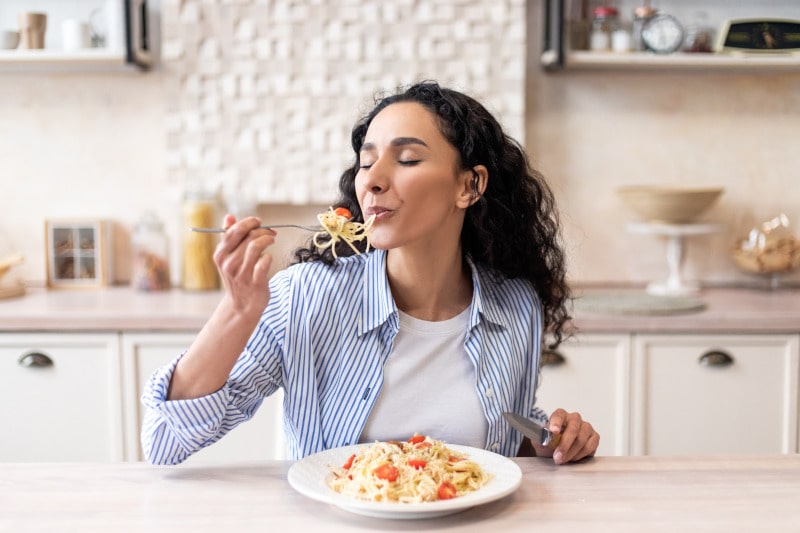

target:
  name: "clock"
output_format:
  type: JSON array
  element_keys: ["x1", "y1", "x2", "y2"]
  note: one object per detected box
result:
[{"x1": 641, "y1": 14, "x2": 685, "y2": 54}]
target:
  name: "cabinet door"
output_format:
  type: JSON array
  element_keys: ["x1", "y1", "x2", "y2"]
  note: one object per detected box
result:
[
  {"x1": 0, "y1": 333, "x2": 123, "y2": 461},
  {"x1": 122, "y1": 333, "x2": 286, "y2": 463},
  {"x1": 536, "y1": 334, "x2": 631, "y2": 456},
  {"x1": 632, "y1": 334, "x2": 800, "y2": 455}
]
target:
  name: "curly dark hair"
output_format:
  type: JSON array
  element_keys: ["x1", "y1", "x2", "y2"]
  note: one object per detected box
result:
[{"x1": 292, "y1": 81, "x2": 573, "y2": 347}]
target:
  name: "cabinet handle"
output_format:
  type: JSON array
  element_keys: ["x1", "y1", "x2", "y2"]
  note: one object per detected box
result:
[
  {"x1": 541, "y1": 349, "x2": 566, "y2": 367},
  {"x1": 698, "y1": 350, "x2": 734, "y2": 367},
  {"x1": 17, "y1": 351, "x2": 55, "y2": 368}
]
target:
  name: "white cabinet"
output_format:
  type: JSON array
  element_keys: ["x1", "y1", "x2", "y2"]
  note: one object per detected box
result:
[
  {"x1": 121, "y1": 333, "x2": 286, "y2": 463},
  {"x1": 536, "y1": 334, "x2": 631, "y2": 456},
  {"x1": 0, "y1": 333, "x2": 123, "y2": 462},
  {"x1": 631, "y1": 334, "x2": 800, "y2": 456}
]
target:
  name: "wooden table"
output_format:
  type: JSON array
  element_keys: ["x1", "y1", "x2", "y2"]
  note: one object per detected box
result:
[{"x1": 3, "y1": 455, "x2": 799, "y2": 532}]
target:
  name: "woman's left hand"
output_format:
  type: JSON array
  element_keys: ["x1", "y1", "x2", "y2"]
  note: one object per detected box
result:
[{"x1": 541, "y1": 408, "x2": 600, "y2": 465}]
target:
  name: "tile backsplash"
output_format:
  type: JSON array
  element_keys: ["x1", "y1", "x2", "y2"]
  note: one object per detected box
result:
[{"x1": 0, "y1": 0, "x2": 798, "y2": 288}]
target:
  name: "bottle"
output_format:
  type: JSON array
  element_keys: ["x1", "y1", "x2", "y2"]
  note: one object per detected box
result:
[
  {"x1": 683, "y1": 11, "x2": 715, "y2": 53},
  {"x1": 131, "y1": 211, "x2": 171, "y2": 291},
  {"x1": 632, "y1": 4, "x2": 657, "y2": 52},
  {"x1": 612, "y1": 23, "x2": 632, "y2": 52},
  {"x1": 181, "y1": 189, "x2": 221, "y2": 291},
  {"x1": 590, "y1": 6, "x2": 619, "y2": 52}
]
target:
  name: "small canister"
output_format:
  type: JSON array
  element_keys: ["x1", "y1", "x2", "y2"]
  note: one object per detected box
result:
[
  {"x1": 590, "y1": 6, "x2": 619, "y2": 51},
  {"x1": 131, "y1": 211, "x2": 170, "y2": 291}
]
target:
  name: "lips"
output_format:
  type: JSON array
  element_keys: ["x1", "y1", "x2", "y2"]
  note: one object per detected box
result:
[{"x1": 365, "y1": 206, "x2": 392, "y2": 218}]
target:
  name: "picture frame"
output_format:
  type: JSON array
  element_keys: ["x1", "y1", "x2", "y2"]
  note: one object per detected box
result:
[{"x1": 45, "y1": 219, "x2": 112, "y2": 288}]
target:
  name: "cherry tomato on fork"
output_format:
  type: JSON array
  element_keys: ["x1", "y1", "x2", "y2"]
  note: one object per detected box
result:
[{"x1": 334, "y1": 207, "x2": 352, "y2": 219}]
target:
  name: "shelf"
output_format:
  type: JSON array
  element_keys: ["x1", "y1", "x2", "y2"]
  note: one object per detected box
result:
[
  {"x1": 562, "y1": 51, "x2": 800, "y2": 72},
  {"x1": 0, "y1": 48, "x2": 144, "y2": 71}
]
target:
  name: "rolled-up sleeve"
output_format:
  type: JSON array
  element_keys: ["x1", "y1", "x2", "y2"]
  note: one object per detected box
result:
[{"x1": 140, "y1": 353, "x2": 232, "y2": 465}]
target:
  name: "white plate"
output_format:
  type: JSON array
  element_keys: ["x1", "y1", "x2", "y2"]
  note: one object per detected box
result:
[{"x1": 287, "y1": 443, "x2": 522, "y2": 520}]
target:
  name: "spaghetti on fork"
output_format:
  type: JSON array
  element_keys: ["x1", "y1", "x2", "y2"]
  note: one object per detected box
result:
[{"x1": 313, "y1": 207, "x2": 375, "y2": 258}]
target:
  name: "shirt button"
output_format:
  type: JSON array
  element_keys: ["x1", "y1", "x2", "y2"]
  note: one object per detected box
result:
[
  {"x1": 485, "y1": 388, "x2": 494, "y2": 398},
  {"x1": 490, "y1": 442, "x2": 500, "y2": 451}
]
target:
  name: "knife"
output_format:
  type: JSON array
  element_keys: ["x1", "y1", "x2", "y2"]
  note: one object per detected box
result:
[{"x1": 503, "y1": 412, "x2": 561, "y2": 448}]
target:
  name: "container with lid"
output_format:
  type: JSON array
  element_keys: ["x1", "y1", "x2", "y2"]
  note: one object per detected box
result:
[
  {"x1": 131, "y1": 211, "x2": 171, "y2": 291},
  {"x1": 632, "y1": 4, "x2": 658, "y2": 51},
  {"x1": 590, "y1": 6, "x2": 620, "y2": 51},
  {"x1": 181, "y1": 189, "x2": 221, "y2": 291}
]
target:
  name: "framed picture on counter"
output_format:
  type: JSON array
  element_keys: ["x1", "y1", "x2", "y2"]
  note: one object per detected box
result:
[{"x1": 45, "y1": 219, "x2": 112, "y2": 288}]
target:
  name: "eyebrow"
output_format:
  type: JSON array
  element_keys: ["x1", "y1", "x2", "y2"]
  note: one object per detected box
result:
[{"x1": 360, "y1": 137, "x2": 429, "y2": 152}]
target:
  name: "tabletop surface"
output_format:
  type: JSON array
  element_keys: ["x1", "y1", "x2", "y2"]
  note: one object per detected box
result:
[{"x1": 3, "y1": 455, "x2": 800, "y2": 532}]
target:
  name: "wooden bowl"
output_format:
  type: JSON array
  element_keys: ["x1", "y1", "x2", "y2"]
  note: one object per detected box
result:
[{"x1": 617, "y1": 186, "x2": 724, "y2": 224}]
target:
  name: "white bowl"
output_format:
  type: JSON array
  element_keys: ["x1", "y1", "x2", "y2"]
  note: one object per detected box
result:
[{"x1": 617, "y1": 186, "x2": 724, "y2": 224}]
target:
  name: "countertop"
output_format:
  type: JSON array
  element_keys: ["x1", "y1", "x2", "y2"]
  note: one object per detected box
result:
[
  {"x1": 2, "y1": 455, "x2": 799, "y2": 532},
  {"x1": 0, "y1": 285, "x2": 799, "y2": 333}
]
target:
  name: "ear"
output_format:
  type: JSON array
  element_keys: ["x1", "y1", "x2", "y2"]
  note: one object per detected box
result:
[{"x1": 456, "y1": 165, "x2": 488, "y2": 209}]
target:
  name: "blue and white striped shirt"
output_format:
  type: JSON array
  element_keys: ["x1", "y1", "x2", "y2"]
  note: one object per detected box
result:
[{"x1": 141, "y1": 248, "x2": 548, "y2": 464}]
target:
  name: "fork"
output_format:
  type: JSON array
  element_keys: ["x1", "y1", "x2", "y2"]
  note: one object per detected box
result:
[{"x1": 191, "y1": 224, "x2": 322, "y2": 233}]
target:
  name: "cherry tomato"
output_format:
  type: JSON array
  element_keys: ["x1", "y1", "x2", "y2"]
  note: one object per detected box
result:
[
  {"x1": 373, "y1": 464, "x2": 399, "y2": 482},
  {"x1": 407, "y1": 434, "x2": 426, "y2": 444},
  {"x1": 342, "y1": 454, "x2": 356, "y2": 469},
  {"x1": 407, "y1": 458, "x2": 427, "y2": 470},
  {"x1": 334, "y1": 207, "x2": 352, "y2": 219},
  {"x1": 437, "y1": 481, "x2": 457, "y2": 500}
]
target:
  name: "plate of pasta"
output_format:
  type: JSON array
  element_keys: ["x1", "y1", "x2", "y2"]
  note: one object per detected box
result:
[{"x1": 287, "y1": 435, "x2": 522, "y2": 519}]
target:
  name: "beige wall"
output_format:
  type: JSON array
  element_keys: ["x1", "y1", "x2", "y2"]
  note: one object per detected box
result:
[
  {"x1": 1, "y1": 0, "x2": 798, "y2": 289},
  {"x1": 526, "y1": 5, "x2": 800, "y2": 287}
]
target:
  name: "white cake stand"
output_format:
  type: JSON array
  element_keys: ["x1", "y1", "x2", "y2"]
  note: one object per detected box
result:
[{"x1": 627, "y1": 222, "x2": 724, "y2": 296}]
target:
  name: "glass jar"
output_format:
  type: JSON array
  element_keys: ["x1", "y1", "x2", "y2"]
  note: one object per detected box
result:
[
  {"x1": 590, "y1": 6, "x2": 619, "y2": 51},
  {"x1": 632, "y1": 5, "x2": 658, "y2": 52},
  {"x1": 683, "y1": 11, "x2": 715, "y2": 53},
  {"x1": 131, "y1": 211, "x2": 170, "y2": 291},
  {"x1": 181, "y1": 189, "x2": 221, "y2": 291}
]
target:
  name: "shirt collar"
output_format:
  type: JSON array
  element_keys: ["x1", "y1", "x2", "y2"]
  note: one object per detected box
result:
[{"x1": 358, "y1": 250, "x2": 509, "y2": 335}]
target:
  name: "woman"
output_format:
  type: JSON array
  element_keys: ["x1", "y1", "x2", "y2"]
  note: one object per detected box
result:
[{"x1": 142, "y1": 81, "x2": 599, "y2": 465}]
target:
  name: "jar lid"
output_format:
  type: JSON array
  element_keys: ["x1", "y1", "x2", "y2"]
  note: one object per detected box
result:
[
  {"x1": 633, "y1": 6, "x2": 657, "y2": 18},
  {"x1": 593, "y1": 6, "x2": 619, "y2": 18}
]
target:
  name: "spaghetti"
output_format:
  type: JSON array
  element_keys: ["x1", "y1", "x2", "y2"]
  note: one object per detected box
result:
[
  {"x1": 328, "y1": 435, "x2": 492, "y2": 503},
  {"x1": 313, "y1": 207, "x2": 375, "y2": 258}
]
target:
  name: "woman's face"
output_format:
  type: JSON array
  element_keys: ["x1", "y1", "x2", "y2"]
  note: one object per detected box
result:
[{"x1": 355, "y1": 102, "x2": 474, "y2": 252}]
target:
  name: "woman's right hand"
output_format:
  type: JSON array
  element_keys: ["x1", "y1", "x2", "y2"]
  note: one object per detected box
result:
[
  {"x1": 167, "y1": 214, "x2": 277, "y2": 401},
  {"x1": 214, "y1": 214, "x2": 276, "y2": 316}
]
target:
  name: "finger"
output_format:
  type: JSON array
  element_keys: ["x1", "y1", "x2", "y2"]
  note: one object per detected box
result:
[
  {"x1": 240, "y1": 233, "x2": 275, "y2": 279},
  {"x1": 222, "y1": 213, "x2": 237, "y2": 231},
  {"x1": 560, "y1": 421, "x2": 597, "y2": 464},
  {"x1": 548, "y1": 408, "x2": 567, "y2": 434},
  {"x1": 568, "y1": 427, "x2": 600, "y2": 463},
  {"x1": 215, "y1": 217, "x2": 266, "y2": 260},
  {"x1": 551, "y1": 412, "x2": 583, "y2": 464}
]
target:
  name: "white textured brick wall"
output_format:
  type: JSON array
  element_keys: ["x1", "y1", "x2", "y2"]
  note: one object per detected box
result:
[{"x1": 161, "y1": 0, "x2": 525, "y2": 205}]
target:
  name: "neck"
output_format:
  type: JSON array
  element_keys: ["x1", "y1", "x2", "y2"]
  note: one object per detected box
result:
[{"x1": 386, "y1": 244, "x2": 473, "y2": 322}]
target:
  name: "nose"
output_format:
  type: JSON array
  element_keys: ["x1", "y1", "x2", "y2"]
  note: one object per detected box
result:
[{"x1": 359, "y1": 156, "x2": 390, "y2": 194}]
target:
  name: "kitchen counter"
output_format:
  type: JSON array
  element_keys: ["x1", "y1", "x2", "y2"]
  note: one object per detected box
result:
[
  {"x1": 2, "y1": 455, "x2": 799, "y2": 532},
  {"x1": 1, "y1": 285, "x2": 799, "y2": 333}
]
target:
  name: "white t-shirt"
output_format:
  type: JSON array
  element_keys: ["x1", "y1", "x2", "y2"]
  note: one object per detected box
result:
[{"x1": 359, "y1": 307, "x2": 489, "y2": 448}]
